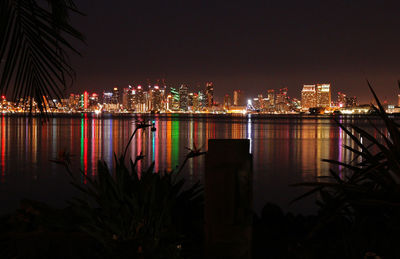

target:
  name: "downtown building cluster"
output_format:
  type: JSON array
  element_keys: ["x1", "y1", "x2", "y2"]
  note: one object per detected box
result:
[
  {"x1": 66, "y1": 82, "x2": 216, "y2": 113},
  {"x1": 1, "y1": 82, "x2": 400, "y2": 114}
]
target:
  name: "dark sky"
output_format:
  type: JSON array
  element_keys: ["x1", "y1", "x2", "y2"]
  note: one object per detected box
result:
[{"x1": 70, "y1": 0, "x2": 400, "y2": 103}]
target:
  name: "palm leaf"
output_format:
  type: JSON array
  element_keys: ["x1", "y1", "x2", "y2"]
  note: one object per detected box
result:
[{"x1": 0, "y1": 0, "x2": 84, "y2": 114}]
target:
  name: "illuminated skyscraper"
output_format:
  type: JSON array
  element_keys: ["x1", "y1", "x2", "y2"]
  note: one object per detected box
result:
[
  {"x1": 233, "y1": 90, "x2": 244, "y2": 106},
  {"x1": 170, "y1": 87, "x2": 180, "y2": 111},
  {"x1": 112, "y1": 87, "x2": 119, "y2": 104},
  {"x1": 103, "y1": 91, "x2": 113, "y2": 104},
  {"x1": 301, "y1": 85, "x2": 317, "y2": 109},
  {"x1": 398, "y1": 94, "x2": 400, "y2": 107},
  {"x1": 205, "y1": 82, "x2": 214, "y2": 108},
  {"x1": 151, "y1": 85, "x2": 163, "y2": 111},
  {"x1": 223, "y1": 94, "x2": 232, "y2": 109},
  {"x1": 267, "y1": 89, "x2": 275, "y2": 108},
  {"x1": 179, "y1": 84, "x2": 189, "y2": 111},
  {"x1": 122, "y1": 87, "x2": 131, "y2": 108},
  {"x1": 135, "y1": 86, "x2": 146, "y2": 112},
  {"x1": 83, "y1": 91, "x2": 89, "y2": 109},
  {"x1": 316, "y1": 84, "x2": 331, "y2": 108}
]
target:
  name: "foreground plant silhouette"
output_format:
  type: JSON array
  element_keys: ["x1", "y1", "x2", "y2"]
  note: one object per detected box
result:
[
  {"x1": 292, "y1": 82, "x2": 400, "y2": 258},
  {"x1": 60, "y1": 120, "x2": 205, "y2": 258},
  {"x1": 0, "y1": 0, "x2": 84, "y2": 114}
]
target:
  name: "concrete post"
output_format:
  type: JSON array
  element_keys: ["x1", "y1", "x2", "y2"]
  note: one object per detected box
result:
[{"x1": 205, "y1": 139, "x2": 253, "y2": 259}]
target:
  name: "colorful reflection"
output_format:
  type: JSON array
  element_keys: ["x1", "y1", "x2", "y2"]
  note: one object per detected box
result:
[{"x1": 0, "y1": 115, "x2": 392, "y2": 214}]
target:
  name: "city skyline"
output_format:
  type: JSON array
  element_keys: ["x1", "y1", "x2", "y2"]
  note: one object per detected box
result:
[{"x1": 68, "y1": 0, "x2": 400, "y2": 103}]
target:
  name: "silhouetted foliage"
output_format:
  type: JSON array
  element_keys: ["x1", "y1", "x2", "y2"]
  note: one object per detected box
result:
[
  {"x1": 0, "y1": 0, "x2": 84, "y2": 113},
  {"x1": 65, "y1": 122, "x2": 205, "y2": 258},
  {"x1": 291, "y1": 82, "x2": 400, "y2": 258}
]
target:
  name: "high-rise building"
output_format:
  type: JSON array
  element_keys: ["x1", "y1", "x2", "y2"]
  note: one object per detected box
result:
[
  {"x1": 103, "y1": 91, "x2": 113, "y2": 104},
  {"x1": 398, "y1": 94, "x2": 400, "y2": 107},
  {"x1": 223, "y1": 94, "x2": 231, "y2": 109},
  {"x1": 233, "y1": 90, "x2": 244, "y2": 106},
  {"x1": 301, "y1": 85, "x2": 317, "y2": 109},
  {"x1": 151, "y1": 85, "x2": 163, "y2": 111},
  {"x1": 112, "y1": 87, "x2": 119, "y2": 104},
  {"x1": 170, "y1": 87, "x2": 180, "y2": 111},
  {"x1": 179, "y1": 84, "x2": 189, "y2": 111},
  {"x1": 83, "y1": 91, "x2": 89, "y2": 109},
  {"x1": 205, "y1": 82, "x2": 214, "y2": 108},
  {"x1": 135, "y1": 86, "x2": 146, "y2": 112},
  {"x1": 316, "y1": 84, "x2": 331, "y2": 108},
  {"x1": 122, "y1": 87, "x2": 131, "y2": 109},
  {"x1": 267, "y1": 89, "x2": 275, "y2": 108}
]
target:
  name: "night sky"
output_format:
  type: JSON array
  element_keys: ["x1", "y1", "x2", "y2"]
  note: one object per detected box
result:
[{"x1": 70, "y1": 0, "x2": 400, "y2": 103}]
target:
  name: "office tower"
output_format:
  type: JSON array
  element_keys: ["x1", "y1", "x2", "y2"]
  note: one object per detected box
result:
[
  {"x1": 111, "y1": 87, "x2": 119, "y2": 104},
  {"x1": 233, "y1": 90, "x2": 244, "y2": 106},
  {"x1": 179, "y1": 84, "x2": 189, "y2": 111},
  {"x1": 122, "y1": 87, "x2": 132, "y2": 109},
  {"x1": 337, "y1": 92, "x2": 346, "y2": 108},
  {"x1": 83, "y1": 91, "x2": 89, "y2": 109},
  {"x1": 301, "y1": 85, "x2": 317, "y2": 109},
  {"x1": 122, "y1": 87, "x2": 131, "y2": 109},
  {"x1": 135, "y1": 86, "x2": 146, "y2": 112},
  {"x1": 151, "y1": 85, "x2": 162, "y2": 111},
  {"x1": 223, "y1": 94, "x2": 231, "y2": 109},
  {"x1": 316, "y1": 84, "x2": 331, "y2": 108},
  {"x1": 205, "y1": 82, "x2": 214, "y2": 108},
  {"x1": 103, "y1": 91, "x2": 113, "y2": 104},
  {"x1": 170, "y1": 87, "x2": 180, "y2": 111},
  {"x1": 267, "y1": 89, "x2": 275, "y2": 108}
]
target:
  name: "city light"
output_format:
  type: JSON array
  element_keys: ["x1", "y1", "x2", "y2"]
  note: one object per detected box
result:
[{"x1": 0, "y1": 82, "x2": 397, "y2": 115}]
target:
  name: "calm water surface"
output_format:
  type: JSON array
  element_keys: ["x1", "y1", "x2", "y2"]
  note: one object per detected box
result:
[{"x1": 0, "y1": 114, "x2": 388, "y2": 215}]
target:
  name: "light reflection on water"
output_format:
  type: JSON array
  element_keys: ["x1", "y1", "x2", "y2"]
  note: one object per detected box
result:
[{"x1": 0, "y1": 114, "x2": 387, "y2": 215}]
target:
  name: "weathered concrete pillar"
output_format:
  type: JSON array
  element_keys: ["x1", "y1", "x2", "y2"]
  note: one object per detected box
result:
[{"x1": 205, "y1": 139, "x2": 253, "y2": 259}]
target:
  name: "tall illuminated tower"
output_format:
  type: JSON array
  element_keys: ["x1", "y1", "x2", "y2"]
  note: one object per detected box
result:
[
  {"x1": 170, "y1": 87, "x2": 180, "y2": 111},
  {"x1": 316, "y1": 84, "x2": 331, "y2": 108},
  {"x1": 179, "y1": 84, "x2": 189, "y2": 111},
  {"x1": 233, "y1": 90, "x2": 244, "y2": 106},
  {"x1": 112, "y1": 87, "x2": 119, "y2": 104},
  {"x1": 205, "y1": 82, "x2": 214, "y2": 108},
  {"x1": 301, "y1": 85, "x2": 317, "y2": 109}
]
